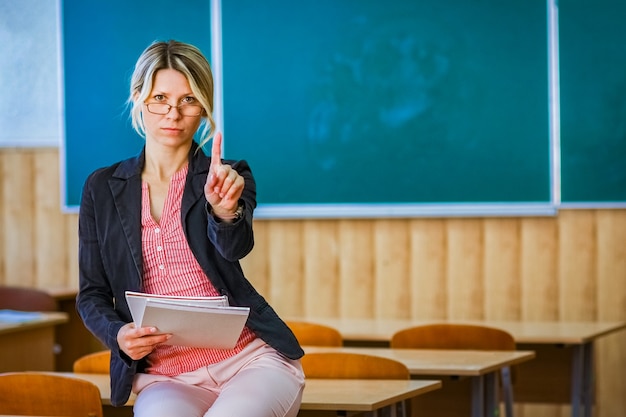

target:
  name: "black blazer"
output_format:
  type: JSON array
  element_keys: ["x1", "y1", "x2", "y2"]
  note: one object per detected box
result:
[{"x1": 76, "y1": 142, "x2": 303, "y2": 406}]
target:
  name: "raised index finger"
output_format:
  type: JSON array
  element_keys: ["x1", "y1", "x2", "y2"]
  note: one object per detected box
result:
[{"x1": 210, "y1": 132, "x2": 223, "y2": 171}]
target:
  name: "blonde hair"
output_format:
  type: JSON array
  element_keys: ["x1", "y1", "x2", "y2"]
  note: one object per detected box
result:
[{"x1": 128, "y1": 40, "x2": 216, "y2": 148}]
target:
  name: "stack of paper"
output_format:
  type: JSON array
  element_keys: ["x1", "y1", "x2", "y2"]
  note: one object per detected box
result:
[{"x1": 125, "y1": 291, "x2": 250, "y2": 349}]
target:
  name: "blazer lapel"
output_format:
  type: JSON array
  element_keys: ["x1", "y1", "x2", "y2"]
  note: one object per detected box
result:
[{"x1": 109, "y1": 153, "x2": 144, "y2": 284}]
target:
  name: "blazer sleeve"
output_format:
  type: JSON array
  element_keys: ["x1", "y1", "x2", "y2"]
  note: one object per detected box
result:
[
  {"x1": 204, "y1": 159, "x2": 257, "y2": 262},
  {"x1": 76, "y1": 168, "x2": 132, "y2": 352}
]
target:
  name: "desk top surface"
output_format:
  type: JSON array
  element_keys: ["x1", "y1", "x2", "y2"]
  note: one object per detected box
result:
[
  {"x1": 54, "y1": 372, "x2": 441, "y2": 411},
  {"x1": 289, "y1": 318, "x2": 626, "y2": 345},
  {"x1": 302, "y1": 378, "x2": 441, "y2": 411},
  {"x1": 303, "y1": 347, "x2": 535, "y2": 376},
  {"x1": 0, "y1": 311, "x2": 68, "y2": 335}
]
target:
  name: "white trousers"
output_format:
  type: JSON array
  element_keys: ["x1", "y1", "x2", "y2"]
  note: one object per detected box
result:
[{"x1": 132, "y1": 338, "x2": 305, "y2": 417}]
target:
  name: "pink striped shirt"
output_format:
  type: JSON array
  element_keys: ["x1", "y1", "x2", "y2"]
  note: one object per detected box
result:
[{"x1": 140, "y1": 165, "x2": 255, "y2": 376}]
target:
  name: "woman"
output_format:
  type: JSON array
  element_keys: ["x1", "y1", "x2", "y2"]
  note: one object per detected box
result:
[{"x1": 76, "y1": 40, "x2": 305, "y2": 417}]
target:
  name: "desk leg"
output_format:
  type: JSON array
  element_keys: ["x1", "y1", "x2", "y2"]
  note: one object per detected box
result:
[
  {"x1": 471, "y1": 376, "x2": 485, "y2": 417},
  {"x1": 500, "y1": 366, "x2": 514, "y2": 417},
  {"x1": 571, "y1": 345, "x2": 583, "y2": 417},
  {"x1": 582, "y1": 342, "x2": 594, "y2": 417},
  {"x1": 571, "y1": 343, "x2": 596, "y2": 417},
  {"x1": 484, "y1": 372, "x2": 498, "y2": 417}
]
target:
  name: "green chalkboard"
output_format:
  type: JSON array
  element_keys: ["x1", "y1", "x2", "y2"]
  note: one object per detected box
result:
[
  {"x1": 62, "y1": 0, "x2": 556, "y2": 216},
  {"x1": 559, "y1": 0, "x2": 626, "y2": 204},
  {"x1": 62, "y1": 0, "x2": 212, "y2": 209},
  {"x1": 221, "y1": 0, "x2": 551, "y2": 207}
]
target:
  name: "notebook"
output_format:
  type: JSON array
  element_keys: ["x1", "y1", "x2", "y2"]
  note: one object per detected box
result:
[{"x1": 125, "y1": 291, "x2": 250, "y2": 349}]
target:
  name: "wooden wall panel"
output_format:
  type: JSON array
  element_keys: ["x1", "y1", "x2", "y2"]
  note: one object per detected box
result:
[
  {"x1": 484, "y1": 218, "x2": 521, "y2": 320},
  {"x1": 266, "y1": 220, "x2": 304, "y2": 317},
  {"x1": 241, "y1": 220, "x2": 270, "y2": 296},
  {"x1": 65, "y1": 218, "x2": 79, "y2": 291},
  {"x1": 1, "y1": 148, "x2": 625, "y2": 416},
  {"x1": 596, "y1": 210, "x2": 626, "y2": 319},
  {"x1": 558, "y1": 210, "x2": 598, "y2": 320},
  {"x1": 34, "y1": 149, "x2": 67, "y2": 288},
  {"x1": 373, "y1": 220, "x2": 411, "y2": 319},
  {"x1": 1, "y1": 149, "x2": 36, "y2": 286},
  {"x1": 520, "y1": 217, "x2": 559, "y2": 320},
  {"x1": 408, "y1": 219, "x2": 447, "y2": 319},
  {"x1": 337, "y1": 219, "x2": 374, "y2": 318},
  {"x1": 302, "y1": 220, "x2": 339, "y2": 317},
  {"x1": 446, "y1": 219, "x2": 484, "y2": 319}
]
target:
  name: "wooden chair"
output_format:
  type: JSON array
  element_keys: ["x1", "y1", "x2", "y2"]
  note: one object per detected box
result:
[
  {"x1": 285, "y1": 320, "x2": 343, "y2": 347},
  {"x1": 301, "y1": 352, "x2": 410, "y2": 417},
  {"x1": 0, "y1": 285, "x2": 58, "y2": 311},
  {"x1": 390, "y1": 323, "x2": 516, "y2": 417},
  {"x1": 73, "y1": 350, "x2": 111, "y2": 374},
  {"x1": 0, "y1": 371, "x2": 103, "y2": 417}
]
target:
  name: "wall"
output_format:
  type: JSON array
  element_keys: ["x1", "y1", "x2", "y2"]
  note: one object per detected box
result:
[{"x1": 1, "y1": 147, "x2": 625, "y2": 416}]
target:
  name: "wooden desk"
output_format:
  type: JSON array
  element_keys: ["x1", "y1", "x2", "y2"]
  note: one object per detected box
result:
[
  {"x1": 291, "y1": 318, "x2": 626, "y2": 417},
  {"x1": 51, "y1": 372, "x2": 441, "y2": 417},
  {"x1": 0, "y1": 311, "x2": 68, "y2": 372},
  {"x1": 304, "y1": 347, "x2": 535, "y2": 417}
]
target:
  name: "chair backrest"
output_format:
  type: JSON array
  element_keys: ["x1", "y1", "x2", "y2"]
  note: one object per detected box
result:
[
  {"x1": 392, "y1": 324, "x2": 517, "y2": 417},
  {"x1": 390, "y1": 323, "x2": 516, "y2": 351},
  {"x1": 73, "y1": 350, "x2": 111, "y2": 374},
  {"x1": 301, "y1": 352, "x2": 410, "y2": 380},
  {"x1": 0, "y1": 372, "x2": 103, "y2": 417},
  {"x1": 285, "y1": 321, "x2": 343, "y2": 347},
  {"x1": 0, "y1": 286, "x2": 58, "y2": 312}
]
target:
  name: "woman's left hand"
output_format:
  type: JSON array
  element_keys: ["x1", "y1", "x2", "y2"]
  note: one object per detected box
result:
[{"x1": 204, "y1": 132, "x2": 244, "y2": 220}]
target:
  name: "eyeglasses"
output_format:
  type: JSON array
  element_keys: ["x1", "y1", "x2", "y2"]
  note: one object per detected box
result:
[{"x1": 145, "y1": 103, "x2": 204, "y2": 117}]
